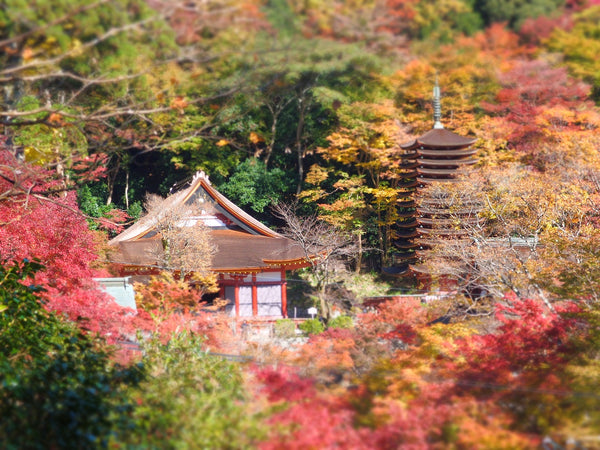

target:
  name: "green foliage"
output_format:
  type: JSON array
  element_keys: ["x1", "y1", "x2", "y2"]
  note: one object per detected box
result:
[
  {"x1": 77, "y1": 184, "x2": 114, "y2": 229},
  {"x1": 299, "y1": 318, "x2": 325, "y2": 335},
  {"x1": 0, "y1": 259, "x2": 49, "y2": 358},
  {"x1": 545, "y1": 6, "x2": 600, "y2": 102},
  {"x1": 218, "y1": 158, "x2": 289, "y2": 213},
  {"x1": 127, "y1": 200, "x2": 143, "y2": 220},
  {"x1": 0, "y1": 259, "x2": 142, "y2": 449},
  {"x1": 13, "y1": 97, "x2": 88, "y2": 165},
  {"x1": 474, "y1": 0, "x2": 565, "y2": 29},
  {"x1": 413, "y1": 0, "x2": 484, "y2": 41},
  {"x1": 327, "y1": 315, "x2": 354, "y2": 330},
  {"x1": 264, "y1": 0, "x2": 302, "y2": 37},
  {"x1": 117, "y1": 332, "x2": 265, "y2": 448},
  {"x1": 274, "y1": 319, "x2": 297, "y2": 338}
]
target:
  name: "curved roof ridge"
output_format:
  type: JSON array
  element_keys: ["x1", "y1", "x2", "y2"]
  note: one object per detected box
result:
[{"x1": 109, "y1": 171, "x2": 283, "y2": 245}]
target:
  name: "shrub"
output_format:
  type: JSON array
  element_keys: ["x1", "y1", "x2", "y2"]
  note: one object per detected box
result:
[
  {"x1": 328, "y1": 315, "x2": 354, "y2": 329},
  {"x1": 299, "y1": 318, "x2": 325, "y2": 335},
  {"x1": 274, "y1": 319, "x2": 297, "y2": 338},
  {"x1": 116, "y1": 332, "x2": 265, "y2": 448},
  {"x1": 0, "y1": 259, "x2": 142, "y2": 449}
]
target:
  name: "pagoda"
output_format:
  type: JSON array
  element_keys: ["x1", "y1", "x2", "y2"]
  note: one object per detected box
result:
[
  {"x1": 390, "y1": 81, "x2": 478, "y2": 276},
  {"x1": 108, "y1": 171, "x2": 312, "y2": 319}
]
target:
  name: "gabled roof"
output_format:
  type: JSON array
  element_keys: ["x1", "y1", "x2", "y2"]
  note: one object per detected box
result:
[{"x1": 109, "y1": 171, "x2": 310, "y2": 273}]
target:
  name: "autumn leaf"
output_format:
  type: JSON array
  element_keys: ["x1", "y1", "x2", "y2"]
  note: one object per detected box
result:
[
  {"x1": 47, "y1": 113, "x2": 64, "y2": 126},
  {"x1": 249, "y1": 131, "x2": 264, "y2": 144},
  {"x1": 170, "y1": 96, "x2": 188, "y2": 112},
  {"x1": 22, "y1": 47, "x2": 34, "y2": 61}
]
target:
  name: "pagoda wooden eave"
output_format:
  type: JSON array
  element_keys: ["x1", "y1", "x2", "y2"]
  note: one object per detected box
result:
[
  {"x1": 418, "y1": 216, "x2": 479, "y2": 227},
  {"x1": 401, "y1": 128, "x2": 477, "y2": 150},
  {"x1": 418, "y1": 177, "x2": 462, "y2": 184},
  {"x1": 393, "y1": 240, "x2": 419, "y2": 249},
  {"x1": 417, "y1": 167, "x2": 463, "y2": 176},
  {"x1": 416, "y1": 158, "x2": 478, "y2": 166}
]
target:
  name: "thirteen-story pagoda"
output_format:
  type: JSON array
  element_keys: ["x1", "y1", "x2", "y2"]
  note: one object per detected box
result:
[{"x1": 390, "y1": 81, "x2": 478, "y2": 276}]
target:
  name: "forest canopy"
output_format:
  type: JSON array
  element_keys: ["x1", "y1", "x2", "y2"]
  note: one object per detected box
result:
[{"x1": 2, "y1": 0, "x2": 600, "y2": 448}]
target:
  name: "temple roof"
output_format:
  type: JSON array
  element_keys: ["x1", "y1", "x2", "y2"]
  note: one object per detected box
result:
[
  {"x1": 108, "y1": 171, "x2": 310, "y2": 272},
  {"x1": 401, "y1": 128, "x2": 477, "y2": 150}
]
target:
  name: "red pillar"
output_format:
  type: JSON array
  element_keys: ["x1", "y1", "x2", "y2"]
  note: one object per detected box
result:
[
  {"x1": 252, "y1": 273, "x2": 258, "y2": 316},
  {"x1": 281, "y1": 269, "x2": 287, "y2": 318},
  {"x1": 234, "y1": 281, "x2": 240, "y2": 317}
]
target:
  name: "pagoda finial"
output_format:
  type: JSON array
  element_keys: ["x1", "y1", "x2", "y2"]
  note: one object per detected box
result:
[{"x1": 433, "y1": 77, "x2": 444, "y2": 129}]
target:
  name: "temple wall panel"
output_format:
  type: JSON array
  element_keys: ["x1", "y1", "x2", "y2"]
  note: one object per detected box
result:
[
  {"x1": 257, "y1": 285, "x2": 283, "y2": 316},
  {"x1": 256, "y1": 271, "x2": 282, "y2": 282}
]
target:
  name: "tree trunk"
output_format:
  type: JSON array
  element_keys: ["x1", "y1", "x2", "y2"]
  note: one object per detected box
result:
[
  {"x1": 263, "y1": 116, "x2": 277, "y2": 168},
  {"x1": 106, "y1": 158, "x2": 121, "y2": 206},
  {"x1": 124, "y1": 167, "x2": 130, "y2": 209},
  {"x1": 355, "y1": 232, "x2": 362, "y2": 273},
  {"x1": 295, "y1": 96, "x2": 307, "y2": 195}
]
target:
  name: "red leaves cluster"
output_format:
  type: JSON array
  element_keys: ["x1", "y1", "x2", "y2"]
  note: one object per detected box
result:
[
  {"x1": 481, "y1": 59, "x2": 593, "y2": 154},
  {"x1": 256, "y1": 296, "x2": 588, "y2": 447},
  {"x1": 254, "y1": 367, "x2": 316, "y2": 403},
  {"x1": 359, "y1": 295, "x2": 429, "y2": 341},
  {"x1": 519, "y1": 15, "x2": 573, "y2": 46},
  {"x1": 448, "y1": 298, "x2": 580, "y2": 383},
  {"x1": 295, "y1": 328, "x2": 357, "y2": 373},
  {"x1": 255, "y1": 367, "x2": 370, "y2": 450},
  {"x1": 0, "y1": 148, "x2": 234, "y2": 349},
  {"x1": 443, "y1": 298, "x2": 582, "y2": 432},
  {"x1": 0, "y1": 152, "x2": 132, "y2": 342}
]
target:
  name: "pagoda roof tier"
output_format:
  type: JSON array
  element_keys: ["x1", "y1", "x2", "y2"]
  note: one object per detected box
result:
[
  {"x1": 396, "y1": 218, "x2": 418, "y2": 228},
  {"x1": 418, "y1": 177, "x2": 462, "y2": 184},
  {"x1": 414, "y1": 239, "x2": 434, "y2": 248},
  {"x1": 417, "y1": 237, "x2": 471, "y2": 247},
  {"x1": 417, "y1": 167, "x2": 462, "y2": 176},
  {"x1": 396, "y1": 229, "x2": 420, "y2": 238},
  {"x1": 414, "y1": 250, "x2": 432, "y2": 259},
  {"x1": 399, "y1": 161, "x2": 420, "y2": 170},
  {"x1": 417, "y1": 206, "x2": 480, "y2": 216},
  {"x1": 400, "y1": 151, "x2": 418, "y2": 160},
  {"x1": 417, "y1": 148, "x2": 477, "y2": 157},
  {"x1": 392, "y1": 247, "x2": 416, "y2": 256},
  {"x1": 397, "y1": 179, "x2": 419, "y2": 188},
  {"x1": 393, "y1": 240, "x2": 419, "y2": 249},
  {"x1": 398, "y1": 170, "x2": 418, "y2": 178},
  {"x1": 393, "y1": 256, "x2": 419, "y2": 266},
  {"x1": 418, "y1": 216, "x2": 480, "y2": 227},
  {"x1": 417, "y1": 197, "x2": 482, "y2": 207},
  {"x1": 397, "y1": 209, "x2": 417, "y2": 218},
  {"x1": 397, "y1": 200, "x2": 416, "y2": 208},
  {"x1": 416, "y1": 158, "x2": 478, "y2": 166},
  {"x1": 418, "y1": 227, "x2": 467, "y2": 236},
  {"x1": 401, "y1": 128, "x2": 476, "y2": 150}
]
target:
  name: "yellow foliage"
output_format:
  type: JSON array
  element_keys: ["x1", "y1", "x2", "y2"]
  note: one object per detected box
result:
[
  {"x1": 304, "y1": 164, "x2": 330, "y2": 186},
  {"x1": 249, "y1": 131, "x2": 264, "y2": 144}
]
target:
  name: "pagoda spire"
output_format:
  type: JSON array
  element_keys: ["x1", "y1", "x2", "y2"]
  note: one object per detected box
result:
[{"x1": 433, "y1": 78, "x2": 443, "y2": 129}]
